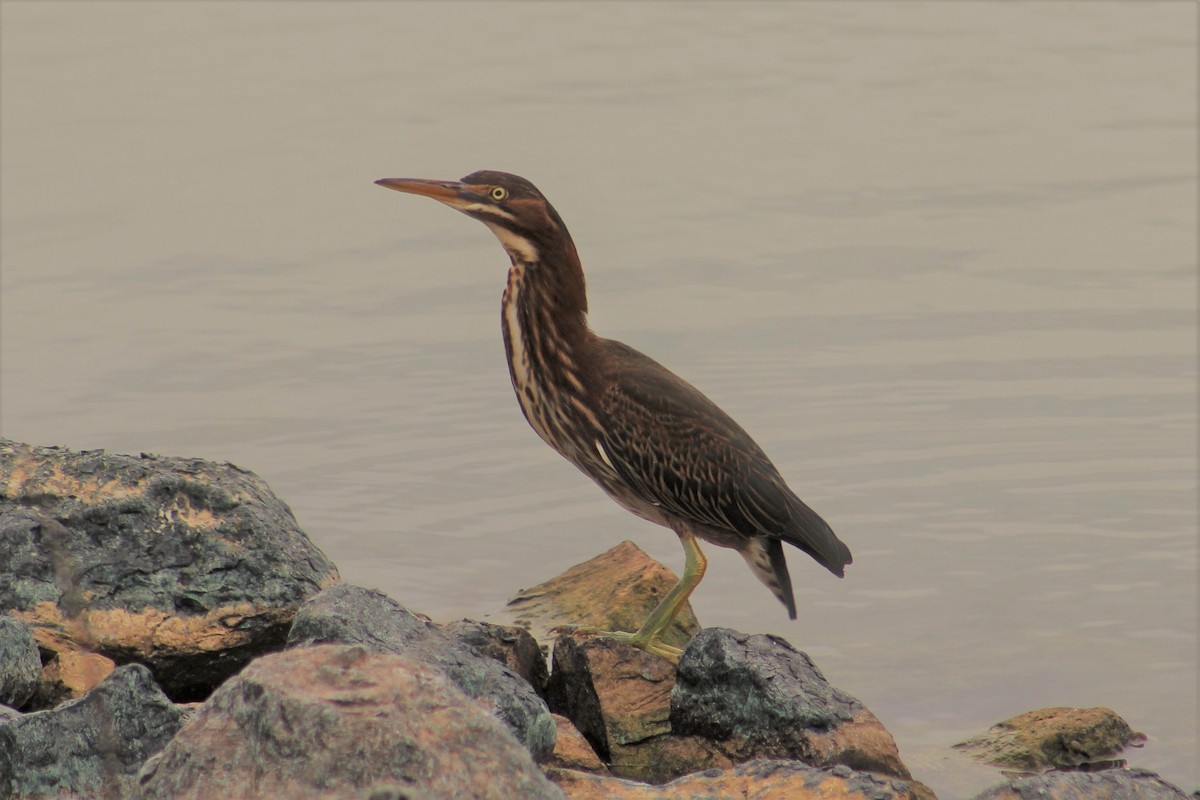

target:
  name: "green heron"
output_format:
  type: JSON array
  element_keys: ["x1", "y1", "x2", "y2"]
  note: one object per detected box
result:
[{"x1": 376, "y1": 171, "x2": 851, "y2": 662}]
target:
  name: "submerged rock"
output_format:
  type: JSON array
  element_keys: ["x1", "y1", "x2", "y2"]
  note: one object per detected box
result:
[
  {"x1": 0, "y1": 440, "x2": 339, "y2": 704},
  {"x1": 287, "y1": 583, "x2": 556, "y2": 761},
  {"x1": 670, "y1": 627, "x2": 912, "y2": 780},
  {"x1": 492, "y1": 540, "x2": 700, "y2": 652},
  {"x1": 0, "y1": 663, "x2": 183, "y2": 799},
  {"x1": 136, "y1": 644, "x2": 565, "y2": 800},
  {"x1": 955, "y1": 706, "x2": 1144, "y2": 771},
  {"x1": 971, "y1": 766, "x2": 1189, "y2": 800},
  {"x1": 548, "y1": 759, "x2": 935, "y2": 800},
  {"x1": 0, "y1": 615, "x2": 40, "y2": 709}
]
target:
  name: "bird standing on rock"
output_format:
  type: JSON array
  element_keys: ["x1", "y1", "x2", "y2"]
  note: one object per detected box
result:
[{"x1": 376, "y1": 171, "x2": 851, "y2": 662}]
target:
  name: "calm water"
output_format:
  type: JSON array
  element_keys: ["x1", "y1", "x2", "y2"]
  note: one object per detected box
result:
[{"x1": 2, "y1": 3, "x2": 1195, "y2": 796}]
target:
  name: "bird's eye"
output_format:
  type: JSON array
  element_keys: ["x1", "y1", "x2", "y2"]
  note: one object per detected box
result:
[{"x1": 490, "y1": 186, "x2": 508, "y2": 201}]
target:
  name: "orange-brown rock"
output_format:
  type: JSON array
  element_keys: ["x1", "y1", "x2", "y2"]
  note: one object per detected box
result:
[
  {"x1": 136, "y1": 644, "x2": 564, "y2": 800},
  {"x1": 547, "y1": 634, "x2": 685, "y2": 780},
  {"x1": 548, "y1": 635, "x2": 673, "y2": 753},
  {"x1": 545, "y1": 713, "x2": 608, "y2": 773},
  {"x1": 547, "y1": 759, "x2": 936, "y2": 800},
  {"x1": 0, "y1": 440, "x2": 339, "y2": 703},
  {"x1": 955, "y1": 706, "x2": 1145, "y2": 772},
  {"x1": 32, "y1": 644, "x2": 116, "y2": 709},
  {"x1": 546, "y1": 633, "x2": 739, "y2": 783},
  {"x1": 492, "y1": 540, "x2": 700, "y2": 652}
]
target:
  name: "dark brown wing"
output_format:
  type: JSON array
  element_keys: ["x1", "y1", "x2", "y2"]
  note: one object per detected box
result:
[{"x1": 593, "y1": 338, "x2": 851, "y2": 577}]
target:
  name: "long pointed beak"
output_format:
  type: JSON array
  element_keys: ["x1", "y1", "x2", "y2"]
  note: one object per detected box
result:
[{"x1": 375, "y1": 177, "x2": 472, "y2": 209}]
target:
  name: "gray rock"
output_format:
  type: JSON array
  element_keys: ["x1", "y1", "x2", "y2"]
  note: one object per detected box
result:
[
  {"x1": 0, "y1": 439, "x2": 340, "y2": 703},
  {"x1": 0, "y1": 705, "x2": 19, "y2": 723},
  {"x1": 971, "y1": 766, "x2": 1190, "y2": 799},
  {"x1": 670, "y1": 627, "x2": 911, "y2": 779},
  {"x1": 0, "y1": 663, "x2": 183, "y2": 799},
  {"x1": 444, "y1": 618, "x2": 549, "y2": 696},
  {"x1": 136, "y1": 644, "x2": 565, "y2": 800},
  {"x1": 0, "y1": 615, "x2": 40, "y2": 708},
  {"x1": 287, "y1": 583, "x2": 556, "y2": 761}
]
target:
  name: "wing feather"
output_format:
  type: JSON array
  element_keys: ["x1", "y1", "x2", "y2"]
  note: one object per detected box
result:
[{"x1": 593, "y1": 338, "x2": 851, "y2": 576}]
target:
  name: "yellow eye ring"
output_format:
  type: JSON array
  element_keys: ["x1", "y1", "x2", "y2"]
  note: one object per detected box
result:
[{"x1": 490, "y1": 186, "x2": 508, "y2": 201}]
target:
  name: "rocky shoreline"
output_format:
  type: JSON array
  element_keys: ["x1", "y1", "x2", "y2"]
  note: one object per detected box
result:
[{"x1": 0, "y1": 439, "x2": 1190, "y2": 799}]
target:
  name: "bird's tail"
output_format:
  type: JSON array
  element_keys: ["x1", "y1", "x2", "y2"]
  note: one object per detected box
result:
[
  {"x1": 782, "y1": 493, "x2": 852, "y2": 578},
  {"x1": 738, "y1": 489, "x2": 851, "y2": 619},
  {"x1": 738, "y1": 537, "x2": 797, "y2": 619}
]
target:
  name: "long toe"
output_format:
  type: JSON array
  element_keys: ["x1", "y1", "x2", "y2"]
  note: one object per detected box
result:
[
  {"x1": 639, "y1": 639, "x2": 684, "y2": 663},
  {"x1": 552, "y1": 626, "x2": 683, "y2": 664},
  {"x1": 608, "y1": 630, "x2": 684, "y2": 664}
]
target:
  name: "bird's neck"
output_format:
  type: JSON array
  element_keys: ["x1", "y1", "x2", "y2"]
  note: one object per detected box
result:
[
  {"x1": 500, "y1": 241, "x2": 599, "y2": 454},
  {"x1": 501, "y1": 236, "x2": 590, "y2": 354}
]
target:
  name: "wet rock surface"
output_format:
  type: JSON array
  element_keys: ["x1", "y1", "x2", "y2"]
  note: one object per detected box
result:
[
  {"x1": 0, "y1": 663, "x2": 183, "y2": 800},
  {"x1": 136, "y1": 644, "x2": 565, "y2": 800},
  {"x1": 0, "y1": 615, "x2": 40, "y2": 709},
  {"x1": 287, "y1": 582, "x2": 556, "y2": 760},
  {"x1": 0, "y1": 440, "x2": 339, "y2": 704},
  {"x1": 493, "y1": 540, "x2": 700, "y2": 652},
  {"x1": 971, "y1": 766, "x2": 1189, "y2": 800},
  {"x1": 955, "y1": 706, "x2": 1144, "y2": 771},
  {"x1": 547, "y1": 759, "x2": 936, "y2": 800},
  {"x1": 670, "y1": 627, "x2": 912, "y2": 779}
]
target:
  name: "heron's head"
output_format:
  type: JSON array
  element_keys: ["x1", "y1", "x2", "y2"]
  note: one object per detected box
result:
[{"x1": 376, "y1": 170, "x2": 569, "y2": 265}]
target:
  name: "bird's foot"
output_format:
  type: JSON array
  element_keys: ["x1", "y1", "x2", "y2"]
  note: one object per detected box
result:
[{"x1": 551, "y1": 624, "x2": 684, "y2": 664}]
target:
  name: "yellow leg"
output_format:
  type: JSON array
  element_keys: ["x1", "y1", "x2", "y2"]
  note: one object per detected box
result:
[{"x1": 557, "y1": 529, "x2": 707, "y2": 664}]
